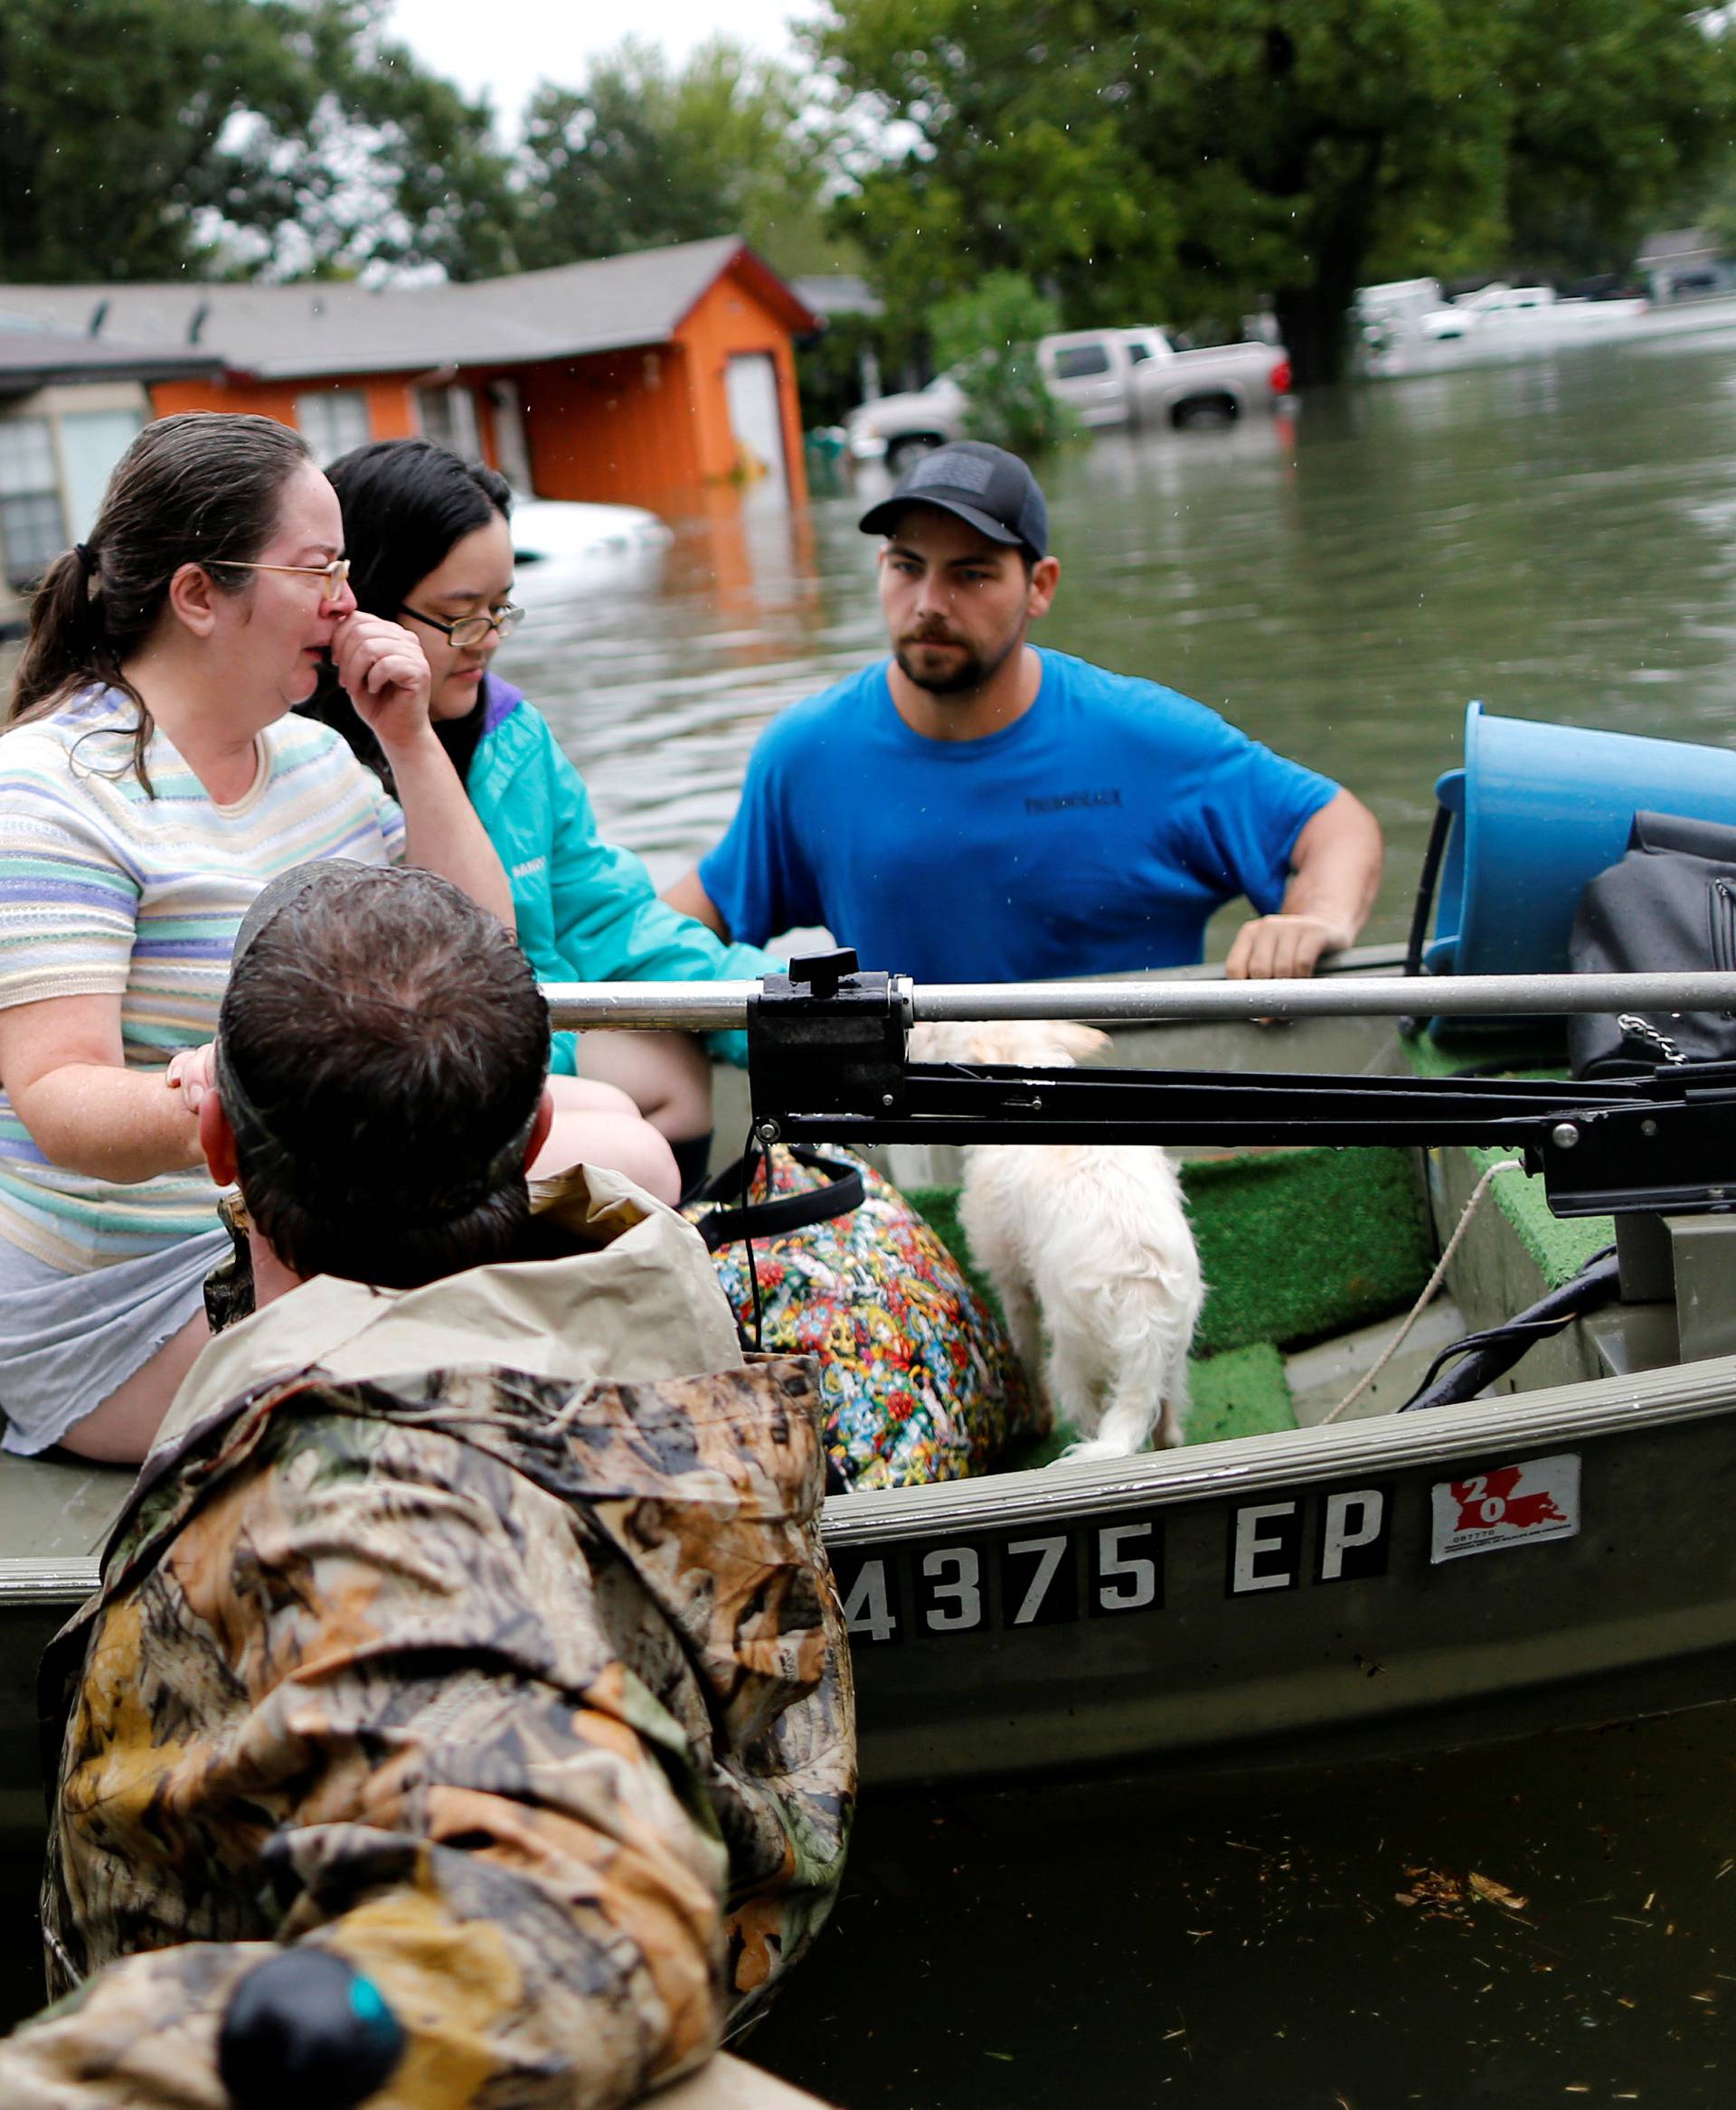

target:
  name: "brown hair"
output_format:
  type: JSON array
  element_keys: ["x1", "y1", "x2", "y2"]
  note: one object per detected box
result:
[
  {"x1": 220, "y1": 864, "x2": 549, "y2": 1288},
  {"x1": 6, "y1": 411, "x2": 313, "y2": 791}
]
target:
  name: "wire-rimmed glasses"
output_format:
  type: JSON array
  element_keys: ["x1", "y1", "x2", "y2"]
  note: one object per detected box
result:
[
  {"x1": 401, "y1": 601, "x2": 525, "y2": 648},
  {"x1": 209, "y1": 556, "x2": 353, "y2": 598}
]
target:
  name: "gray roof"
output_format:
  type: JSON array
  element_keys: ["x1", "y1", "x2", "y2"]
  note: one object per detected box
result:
[
  {"x1": 0, "y1": 238, "x2": 821, "y2": 382},
  {"x1": 790, "y1": 273, "x2": 882, "y2": 319},
  {"x1": 0, "y1": 316, "x2": 222, "y2": 393},
  {"x1": 1636, "y1": 227, "x2": 1721, "y2": 266}
]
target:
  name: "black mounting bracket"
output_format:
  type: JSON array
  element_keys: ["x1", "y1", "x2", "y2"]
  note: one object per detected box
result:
[
  {"x1": 748, "y1": 948, "x2": 908, "y2": 1130},
  {"x1": 746, "y1": 957, "x2": 1736, "y2": 1220}
]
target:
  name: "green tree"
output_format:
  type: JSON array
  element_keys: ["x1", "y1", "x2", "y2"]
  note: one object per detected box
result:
[
  {"x1": 814, "y1": 0, "x2": 1736, "y2": 385},
  {"x1": 1501, "y1": 0, "x2": 1734, "y2": 283},
  {"x1": 0, "y1": 0, "x2": 518, "y2": 284},
  {"x1": 514, "y1": 36, "x2": 844, "y2": 278},
  {"x1": 929, "y1": 271, "x2": 1073, "y2": 454}
]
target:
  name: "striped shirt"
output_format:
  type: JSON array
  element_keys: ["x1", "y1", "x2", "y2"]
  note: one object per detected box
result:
[{"x1": 0, "y1": 687, "x2": 404, "y2": 1272}]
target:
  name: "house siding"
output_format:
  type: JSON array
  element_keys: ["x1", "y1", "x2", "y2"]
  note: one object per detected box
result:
[
  {"x1": 142, "y1": 254, "x2": 812, "y2": 513},
  {"x1": 151, "y1": 373, "x2": 420, "y2": 444},
  {"x1": 514, "y1": 344, "x2": 703, "y2": 504}
]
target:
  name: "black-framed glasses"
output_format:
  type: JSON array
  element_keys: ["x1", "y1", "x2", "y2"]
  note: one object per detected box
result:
[
  {"x1": 401, "y1": 601, "x2": 524, "y2": 648},
  {"x1": 210, "y1": 556, "x2": 352, "y2": 598}
]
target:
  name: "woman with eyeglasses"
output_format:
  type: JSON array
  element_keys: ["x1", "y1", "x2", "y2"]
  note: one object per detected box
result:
[
  {"x1": 0, "y1": 410, "x2": 523, "y2": 1463},
  {"x1": 306, "y1": 439, "x2": 782, "y2": 1197}
]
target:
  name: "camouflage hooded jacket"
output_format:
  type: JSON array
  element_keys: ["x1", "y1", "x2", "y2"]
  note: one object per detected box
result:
[{"x1": 0, "y1": 1171, "x2": 854, "y2": 2108}]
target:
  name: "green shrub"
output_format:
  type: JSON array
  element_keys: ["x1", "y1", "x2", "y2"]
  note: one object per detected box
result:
[{"x1": 927, "y1": 271, "x2": 1076, "y2": 457}]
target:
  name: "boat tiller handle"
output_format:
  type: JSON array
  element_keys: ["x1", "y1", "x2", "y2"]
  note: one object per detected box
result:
[{"x1": 217, "y1": 1947, "x2": 404, "y2": 2110}]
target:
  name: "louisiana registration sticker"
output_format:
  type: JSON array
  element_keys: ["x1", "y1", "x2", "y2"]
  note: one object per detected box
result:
[{"x1": 1429, "y1": 1453, "x2": 1580, "y2": 1564}]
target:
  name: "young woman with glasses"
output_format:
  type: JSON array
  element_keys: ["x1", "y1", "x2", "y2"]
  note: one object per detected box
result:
[
  {"x1": 306, "y1": 438, "x2": 782, "y2": 1197},
  {"x1": 0, "y1": 411, "x2": 517, "y2": 1462}
]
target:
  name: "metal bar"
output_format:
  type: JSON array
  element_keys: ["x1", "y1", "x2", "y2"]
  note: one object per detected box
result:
[
  {"x1": 765, "y1": 1060, "x2": 1617, "y2": 1153},
  {"x1": 545, "y1": 984, "x2": 758, "y2": 1031},
  {"x1": 542, "y1": 971, "x2": 1736, "y2": 1032}
]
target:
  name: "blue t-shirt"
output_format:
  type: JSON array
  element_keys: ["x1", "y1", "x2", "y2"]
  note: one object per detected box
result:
[{"x1": 698, "y1": 649, "x2": 1340, "y2": 982}]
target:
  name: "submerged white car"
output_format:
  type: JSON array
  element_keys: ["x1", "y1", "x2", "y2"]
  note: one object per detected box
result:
[{"x1": 510, "y1": 497, "x2": 674, "y2": 566}]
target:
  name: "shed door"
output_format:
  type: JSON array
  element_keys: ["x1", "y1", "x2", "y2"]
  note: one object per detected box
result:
[{"x1": 725, "y1": 353, "x2": 788, "y2": 495}]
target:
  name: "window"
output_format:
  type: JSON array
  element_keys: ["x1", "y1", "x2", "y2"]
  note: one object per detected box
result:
[
  {"x1": 417, "y1": 384, "x2": 480, "y2": 460},
  {"x1": 1126, "y1": 339, "x2": 1153, "y2": 364},
  {"x1": 1051, "y1": 344, "x2": 1112, "y2": 380},
  {"x1": 296, "y1": 389, "x2": 371, "y2": 466},
  {"x1": 0, "y1": 417, "x2": 66, "y2": 588},
  {"x1": 485, "y1": 380, "x2": 533, "y2": 492},
  {"x1": 57, "y1": 407, "x2": 143, "y2": 542}
]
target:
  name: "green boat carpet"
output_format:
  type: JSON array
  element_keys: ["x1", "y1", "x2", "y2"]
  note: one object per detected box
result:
[
  {"x1": 910, "y1": 1144, "x2": 1433, "y2": 1365},
  {"x1": 999, "y1": 1342, "x2": 1296, "y2": 1467},
  {"x1": 906, "y1": 1148, "x2": 1438, "y2": 1455},
  {"x1": 1185, "y1": 1339, "x2": 1297, "y2": 1441},
  {"x1": 1401, "y1": 1035, "x2": 1615, "y2": 1290},
  {"x1": 1181, "y1": 1146, "x2": 1433, "y2": 1356}
]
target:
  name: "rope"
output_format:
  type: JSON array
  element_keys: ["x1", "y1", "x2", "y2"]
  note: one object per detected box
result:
[{"x1": 1320, "y1": 1157, "x2": 1527, "y2": 1426}]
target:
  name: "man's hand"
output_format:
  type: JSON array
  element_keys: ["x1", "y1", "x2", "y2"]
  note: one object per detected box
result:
[
  {"x1": 330, "y1": 614, "x2": 433, "y2": 753},
  {"x1": 1225, "y1": 790, "x2": 1384, "y2": 983},
  {"x1": 1223, "y1": 911, "x2": 1354, "y2": 982}
]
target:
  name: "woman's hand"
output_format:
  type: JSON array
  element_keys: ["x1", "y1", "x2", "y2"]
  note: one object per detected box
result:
[
  {"x1": 165, "y1": 1042, "x2": 217, "y2": 1116},
  {"x1": 330, "y1": 613, "x2": 434, "y2": 755}
]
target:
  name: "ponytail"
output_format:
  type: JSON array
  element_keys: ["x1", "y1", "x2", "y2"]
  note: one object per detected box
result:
[{"x1": 6, "y1": 545, "x2": 156, "y2": 785}]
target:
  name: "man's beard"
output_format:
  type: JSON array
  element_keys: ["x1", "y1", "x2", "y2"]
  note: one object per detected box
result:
[{"x1": 894, "y1": 629, "x2": 1016, "y2": 696}]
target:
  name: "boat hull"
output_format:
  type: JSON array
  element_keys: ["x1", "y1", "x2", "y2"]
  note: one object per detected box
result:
[
  {"x1": 826, "y1": 1361, "x2": 1736, "y2": 1785},
  {"x1": 5, "y1": 1360, "x2": 1733, "y2": 1816}
]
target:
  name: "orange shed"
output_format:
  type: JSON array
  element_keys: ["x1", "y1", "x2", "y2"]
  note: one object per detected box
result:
[{"x1": 1, "y1": 240, "x2": 823, "y2": 513}]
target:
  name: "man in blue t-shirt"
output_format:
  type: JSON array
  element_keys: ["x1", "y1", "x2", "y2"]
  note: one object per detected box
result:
[{"x1": 664, "y1": 442, "x2": 1382, "y2": 984}]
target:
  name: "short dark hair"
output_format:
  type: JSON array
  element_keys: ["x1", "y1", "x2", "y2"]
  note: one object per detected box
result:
[
  {"x1": 302, "y1": 439, "x2": 512, "y2": 786},
  {"x1": 218, "y1": 866, "x2": 549, "y2": 1288}
]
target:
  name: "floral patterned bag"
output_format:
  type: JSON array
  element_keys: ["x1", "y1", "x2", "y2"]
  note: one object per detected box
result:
[{"x1": 686, "y1": 1144, "x2": 1042, "y2": 1492}]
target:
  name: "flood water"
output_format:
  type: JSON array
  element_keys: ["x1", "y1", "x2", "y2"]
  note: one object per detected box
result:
[
  {"x1": 514, "y1": 325, "x2": 1736, "y2": 966},
  {"x1": 505, "y1": 330, "x2": 1736, "y2": 2108},
  {"x1": 750, "y1": 1704, "x2": 1736, "y2": 2107}
]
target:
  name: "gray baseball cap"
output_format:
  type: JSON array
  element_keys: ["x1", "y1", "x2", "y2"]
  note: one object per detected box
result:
[{"x1": 859, "y1": 440, "x2": 1049, "y2": 559}]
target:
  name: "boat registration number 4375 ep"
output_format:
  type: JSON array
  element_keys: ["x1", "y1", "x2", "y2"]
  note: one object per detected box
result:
[{"x1": 829, "y1": 1454, "x2": 1582, "y2": 1645}]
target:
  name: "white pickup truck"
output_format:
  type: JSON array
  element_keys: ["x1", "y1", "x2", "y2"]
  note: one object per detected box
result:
[
  {"x1": 845, "y1": 325, "x2": 1294, "y2": 466},
  {"x1": 1420, "y1": 281, "x2": 1648, "y2": 343}
]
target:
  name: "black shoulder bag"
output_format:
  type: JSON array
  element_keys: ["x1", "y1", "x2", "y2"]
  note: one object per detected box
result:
[{"x1": 1568, "y1": 808, "x2": 1736, "y2": 1078}]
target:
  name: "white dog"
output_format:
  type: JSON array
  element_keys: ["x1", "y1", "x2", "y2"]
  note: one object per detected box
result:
[{"x1": 909, "y1": 1019, "x2": 1204, "y2": 1461}]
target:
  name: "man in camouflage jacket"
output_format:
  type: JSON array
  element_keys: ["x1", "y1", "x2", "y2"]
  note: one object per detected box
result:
[{"x1": 0, "y1": 864, "x2": 853, "y2": 2109}]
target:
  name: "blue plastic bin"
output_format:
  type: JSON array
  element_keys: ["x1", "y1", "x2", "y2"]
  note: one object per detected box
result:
[{"x1": 1425, "y1": 702, "x2": 1736, "y2": 984}]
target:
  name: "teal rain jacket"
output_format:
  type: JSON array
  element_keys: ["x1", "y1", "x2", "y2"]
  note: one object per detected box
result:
[{"x1": 467, "y1": 677, "x2": 781, "y2": 1070}]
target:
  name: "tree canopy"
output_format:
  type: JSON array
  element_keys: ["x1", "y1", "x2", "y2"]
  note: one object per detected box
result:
[
  {"x1": 813, "y1": 0, "x2": 1736, "y2": 382},
  {"x1": 5, "y1": 0, "x2": 1732, "y2": 384},
  {"x1": 514, "y1": 36, "x2": 845, "y2": 278},
  {"x1": 0, "y1": 0, "x2": 517, "y2": 282}
]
